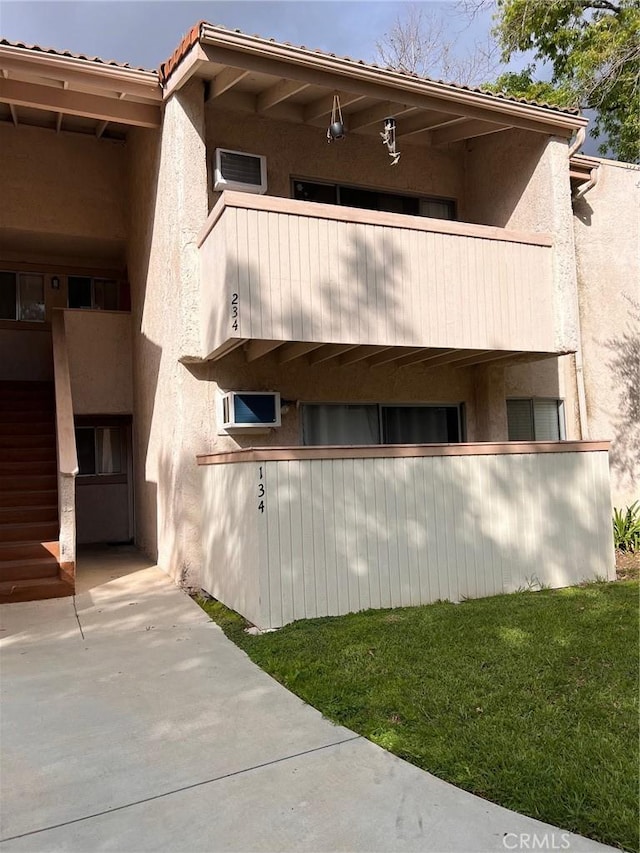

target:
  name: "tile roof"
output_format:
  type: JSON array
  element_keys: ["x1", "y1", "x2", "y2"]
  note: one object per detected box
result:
[
  {"x1": 160, "y1": 21, "x2": 580, "y2": 116},
  {"x1": 0, "y1": 36, "x2": 157, "y2": 75}
]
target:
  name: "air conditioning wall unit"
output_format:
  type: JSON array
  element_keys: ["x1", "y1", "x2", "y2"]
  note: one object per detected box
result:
[
  {"x1": 213, "y1": 148, "x2": 268, "y2": 194},
  {"x1": 219, "y1": 391, "x2": 281, "y2": 433}
]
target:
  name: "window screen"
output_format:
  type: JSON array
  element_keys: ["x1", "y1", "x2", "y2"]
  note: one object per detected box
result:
[
  {"x1": 19, "y1": 274, "x2": 45, "y2": 321},
  {"x1": 75, "y1": 426, "x2": 124, "y2": 475},
  {"x1": 302, "y1": 404, "x2": 380, "y2": 445},
  {"x1": 382, "y1": 406, "x2": 459, "y2": 443},
  {"x1": 507, "y1": 399, "x2": 564, "y2": 441}
]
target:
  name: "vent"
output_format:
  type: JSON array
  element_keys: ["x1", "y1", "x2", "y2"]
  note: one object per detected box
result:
[
  {"x1": 219, "y1": 391, "x2": 281, "y2": 432},
  {"x1": 214, "y1": 149, "x2": 267, "y2": 194}
]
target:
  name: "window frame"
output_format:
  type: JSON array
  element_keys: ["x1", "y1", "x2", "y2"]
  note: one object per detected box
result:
[
  {"x1": 300, "y1": 401, "x2": 464, "y2": 446},
  {"x1": 67, "y1": 275, "x2": 122, "y2": 312},
  {"x1": 291, "y1": 177, "x2": 457, "y2": 221},
  {"x1": 0, "y1": 269, "x2": 46, "y2": 323},
  {"x1": 506, "y1": 397, "x2": 566, "y2": 442},
  {"x1": 74, "y1": 423, "x2": 127, "y2": 480}
]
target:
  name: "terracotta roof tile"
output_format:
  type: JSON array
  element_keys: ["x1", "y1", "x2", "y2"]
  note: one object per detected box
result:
[
  {"x1": 159, "y1": 21, "x2": 579, "y2": 116},
  {"x1": 0, "y1": 36, "x2": 157, "y2": 74}
]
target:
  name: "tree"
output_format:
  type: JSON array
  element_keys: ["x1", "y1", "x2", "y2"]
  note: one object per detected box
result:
[
  {"x1": 375, "y1": 5, "x2": 501, "y2": 87},
  {"x1": 490, "y1": 0, "x2": 640, "y2": 163}
]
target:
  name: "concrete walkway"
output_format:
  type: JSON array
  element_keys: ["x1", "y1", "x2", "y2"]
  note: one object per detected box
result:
[{"x1": 0, "y1": 548, "x2": 614, "y2": 853}]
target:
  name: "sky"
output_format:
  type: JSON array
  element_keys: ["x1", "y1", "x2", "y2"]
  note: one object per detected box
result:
[
  {"x1": 0, "y1": 1, "x2": 495, "y2": 71},
  {"x1": 0, "y1": 0, "x2": 598, "y2": 152}
]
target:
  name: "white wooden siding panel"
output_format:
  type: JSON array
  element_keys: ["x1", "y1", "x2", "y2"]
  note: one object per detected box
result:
[{"x1": 201, "y1": 208, "x2": 556, "y2": 356}]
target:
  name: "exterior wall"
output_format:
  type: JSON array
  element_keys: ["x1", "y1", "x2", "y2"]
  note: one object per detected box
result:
[
  {"x1": 205, "y1": 106, "x2": 463, "y2": 209},
  {"x1": 127, "y1": 78, "x2": 211, "y2": 585},
  {"x1": 0, "y1": 123, "x2": 126, "y2": 257},
  {"x1": 465, "y1": 130, "x2": 579, "y2": 355},
  {"x1": 64, "y1": 310, "x2": 133, "y2": 414},
  {"x1": 200, "y1": 446, "x2": 615, "y2": 630},
  {"x1": 201, "y1": 346, "x2": 512, "y2": 454},
  {"x1": 0, "y1": 326, "x2": 52, "y2": 381},
  {"x1": 573, "y1": 159, "x2": 640, "y2": 507}
]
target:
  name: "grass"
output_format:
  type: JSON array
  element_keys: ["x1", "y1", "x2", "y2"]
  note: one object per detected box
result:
[{"x1": 197, "y1": 581, "x2": 639, "y2": 852}]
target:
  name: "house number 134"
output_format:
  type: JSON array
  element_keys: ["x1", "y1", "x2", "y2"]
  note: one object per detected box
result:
[{"x1": 258, "y1": 465, "x2": 265, "y2": 513}]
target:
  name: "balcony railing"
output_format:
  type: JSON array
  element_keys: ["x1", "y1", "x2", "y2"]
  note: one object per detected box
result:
[
  {"x1": 198, "y1": 192, "x2": 557, "y2": 363},
  {"x1": 198, "y1": 442, "x2": 615, "y2": 630}
]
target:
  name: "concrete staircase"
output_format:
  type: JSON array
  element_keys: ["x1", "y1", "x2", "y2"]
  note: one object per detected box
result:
[{"x1": 0, "y1": 381, "x2": 73, "y2": 604}]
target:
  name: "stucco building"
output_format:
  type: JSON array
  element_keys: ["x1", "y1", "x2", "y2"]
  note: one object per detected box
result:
[{"x1": 0, "y1": 23, "x2": 637, "y2": 624}]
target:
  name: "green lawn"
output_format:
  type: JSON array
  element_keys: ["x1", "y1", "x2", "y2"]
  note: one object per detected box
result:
[{"x1": 197, "y1": 581, "x2": 639, "y2": 852}]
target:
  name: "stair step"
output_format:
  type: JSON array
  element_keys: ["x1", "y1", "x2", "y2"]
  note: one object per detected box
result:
[
  {"x1": 0, "y1": 521, "x2": 59, "y2": 543},
  {"x1": 0, "y1": 557, "x2": 60, "y2": 582},
  {"x1": 0, "y1": 489, "x2": 57, "y2": 508},
  {"x1": 0, "y1": 399, "x2": 55, "y2": 411},
  {"x1": 0, "y1": 540, "x2": 59, "y2": 562},
  {"x1": 0, "y1": 447, "x2": 56, "y2": 462},
  {"x1": 0, "y1": 474, "x2": 58, "y2": 491},
  {"x1": 0, "y1": 422, "x2": 55, "y2": 436},
  {"x1": 0, "y1": 434, "x2": 56, "y2": 449},
  {"x1": 0, "y1": 576, "x2": 73, "y2": 605},
  {"x1": 0, "y1": 411, "x2": 54, "y2": 424},
  {"x1": 0, "y1": 460, "x2": 56, "y2": 475},
  {"x1": 0, "y1": 505, "x2": 58, "y2": 524}
]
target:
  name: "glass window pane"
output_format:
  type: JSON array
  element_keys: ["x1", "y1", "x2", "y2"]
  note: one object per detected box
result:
[
  {"x1": 96, "y1": 428, "x2": 122, "y2": 474},
  {"x1": 533, "y1": 400, "x2": 561, "y2": 441},
  {"x1": 68, "y1": 276, "x2": 92, "y2": 309},
  {"x1": 75, "y1": 428, "x2": 96, "y2": 475},
  {"x1": 93, "y1": 279, "x2": 119, "y2": 311},
  {"x1": 293, "y1": 181, "x2": 337, "y2": 205},
  {"x1": 302, "y1": 404, "x2": 380, "y2": 445},
  {"x1": 0, "y1": 271, "x2": 17, "y2": 320},
  {"x1": 507, "y1": 400, "x2": 534, "y2": 440},
  {"x1": 382, "y1": 406, "x2": 456, "y2": 444},
  {"x1": 419, "y1": 199, "x2": 455, "y2": 220},
  {"x1": 18, "y1": 274, "x2": 45, "y2": 321}
]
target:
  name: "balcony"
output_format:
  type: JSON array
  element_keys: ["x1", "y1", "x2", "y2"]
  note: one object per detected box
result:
[{"x1": 197, "y1": 192, "x2": 559, "y2": 368}]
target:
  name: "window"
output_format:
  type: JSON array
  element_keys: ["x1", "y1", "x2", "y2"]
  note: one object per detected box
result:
[
  {"x1": 75, "y1": 427, "x2": 124, "y2": 475},
  {"x1": 293, "y1": 180, "x2": 456, "y2": 221},
  {"x1": 68, "y1": 276, "x2": 129, "y2": 311},
  {"x1": 302, "y1": 403, "x2": 462, "y2": 445},
  {"x1": 507, "y1": 399, "x2": 565, "y2": 441},
  {"x1": 0, "y1": 271, "x2": 45, "y2": 321}
]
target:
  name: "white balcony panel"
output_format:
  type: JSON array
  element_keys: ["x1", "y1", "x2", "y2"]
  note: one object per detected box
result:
[
  {"x1": 199, "y1": 193, "x2": 556, "y2": 360},
  {"x1": 199, "y1": 443, "x2": 614, "y2": 630}
]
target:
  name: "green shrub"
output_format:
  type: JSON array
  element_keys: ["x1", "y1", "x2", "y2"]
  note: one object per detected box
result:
[{"x1": 613, "y1": 502, "x2": 640, "y2": 552}]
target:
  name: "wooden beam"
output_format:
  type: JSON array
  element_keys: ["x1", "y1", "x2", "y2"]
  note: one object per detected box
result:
[
  {"x1": 453, "y1": 350, "x2": 519, "y2": 368},
  {"x1": 303, "y1": 91, "x2": 366, "y2": 122},
  {"x1": 278, "y1": 342, "x2": 323, "y2": 363},
  {"x1": 431, "y1": 118, "x2": 510, "y2": 146},
  {"x1": 210, "y1": 67, "x2": 249, "y2": 99},
  {"x1": 244, "y1": 340, "x2": 283, "y2": 362},
  {"x1": 257, "y1": 79, "x2": 309, "y2": 112},
  {"x1": 394, "y1": 348, "x2": 459, "y2": 368},
  {"x1": 339, "y1": 345, "x2": 393, "y2": 366},
  {"x1": 348, "y1": 101, "x2": 413, "y2": 132},
  {"x1": 0, "y1": 78, "x2": 160, "y2": 127},
  {"x1": 308, "y1": 344, "x2": 359, "y2": 365},
  {"x1": 402, "y1": 349, "x2": 490, "y2": 369},
  {"x1": 0, "y1": 50, "x2": 162, "y2": 103},
  {"x1": 368, "y1": 347, "x2": 424, "y2": 367},
  {"x1": 396, "y1": 113, "x2": 464, "y2": 139}
]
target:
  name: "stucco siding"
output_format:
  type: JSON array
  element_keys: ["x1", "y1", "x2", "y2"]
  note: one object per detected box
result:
[
  {"x1": 64, "y1": 310, "x2": 133, "y2": 414},
  {"x1": 0, "y1": 123, "x2": 126, "y2": 248},
  {"x1": 573, "y1": 160, "x2": 640, "y2": 506}
]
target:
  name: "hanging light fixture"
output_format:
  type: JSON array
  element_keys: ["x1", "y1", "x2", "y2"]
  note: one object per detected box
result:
[
  {"x1": 380, "y1": 116, "x2": 401, "y2": 165},
  {"x1": 327, "y1": 94, "x2": 345, "y2": 141}
]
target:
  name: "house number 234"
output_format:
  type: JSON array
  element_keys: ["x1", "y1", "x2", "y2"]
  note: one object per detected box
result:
[{"x1": 231, "y1": 292, "x2": 239, "y2": 332}]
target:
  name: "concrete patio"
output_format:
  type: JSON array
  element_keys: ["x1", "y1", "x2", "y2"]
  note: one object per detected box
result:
[{"x1": 0, "y1": 547, "x2": 616, "y2": 852}]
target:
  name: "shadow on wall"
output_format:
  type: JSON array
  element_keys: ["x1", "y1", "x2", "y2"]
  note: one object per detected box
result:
[
  {"x1": 204, "y1": 441, "x2": 613, "y2": 630},
  {"x1": 604, "y1": 292, "x2": 640, "y2": 496}
]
